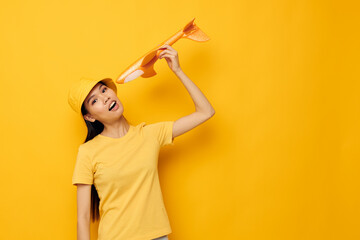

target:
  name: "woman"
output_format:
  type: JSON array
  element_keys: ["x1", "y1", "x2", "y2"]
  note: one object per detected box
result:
[{"x1": 68, "y1": 44, "x2": 215, "y2": 240}]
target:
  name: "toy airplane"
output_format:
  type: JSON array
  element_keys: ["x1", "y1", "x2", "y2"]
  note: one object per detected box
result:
[{"x1": 116, "y1": 17, "x2": 210, "y2": 84}]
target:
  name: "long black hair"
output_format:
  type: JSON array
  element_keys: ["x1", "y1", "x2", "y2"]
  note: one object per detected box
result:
[{"x1": 80, "y1": 80, "x2": 130, "y2": 222}]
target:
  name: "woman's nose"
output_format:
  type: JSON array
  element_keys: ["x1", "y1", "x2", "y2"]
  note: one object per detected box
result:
[
  {"x1": 103, "y1": 96, "x2": 110, "y2": 104},
  {"x1": 98, "y1": 94, "x2": 106, "y2": 103}
]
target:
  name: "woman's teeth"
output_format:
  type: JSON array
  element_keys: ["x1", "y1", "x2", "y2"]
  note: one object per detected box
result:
[{"x1": 109, "y1": 101, "x2": 116, "y2": 111}]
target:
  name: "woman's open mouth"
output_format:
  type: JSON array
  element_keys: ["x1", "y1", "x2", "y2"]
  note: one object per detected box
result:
[{"x1": 109, "y1": 101, "x2": 119, "y2": 111}]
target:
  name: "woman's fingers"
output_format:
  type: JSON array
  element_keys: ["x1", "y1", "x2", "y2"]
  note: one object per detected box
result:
[
  {"x1": 159, "y1": 53, "x2": 173, "y2": 59},
  {"x1": 159, "y1": 49, "x2": 170, "y2": 55},
  {"x1": 159, "y1": 44, "x2": 177, "y2": 54},
  {"x1": 158, "y1": 44, "x2": 181, "y2": 72},
  {"x1": 159, "y1": 50, "x2": 175, "y2": 59}
]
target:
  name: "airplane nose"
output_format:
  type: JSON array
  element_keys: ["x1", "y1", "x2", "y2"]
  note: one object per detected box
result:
[{"x1": 124, "y1": 69, "x2": 144, "y2": 83}]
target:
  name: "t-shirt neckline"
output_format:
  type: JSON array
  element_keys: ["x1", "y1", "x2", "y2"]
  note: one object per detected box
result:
[{"x1": 96, "y1": 125, "x2": 134, "y2": 141}]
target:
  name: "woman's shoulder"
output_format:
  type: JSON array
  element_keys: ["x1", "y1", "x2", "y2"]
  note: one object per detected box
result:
[
  {"x1": 137, "y1": 121, "x2": 162, "y2": 132},
  {"x1": 137, "y1": 121, "x2": 147, "y2": 128},
  {"x1": 78, "y1": 141, "x2": 93, "y2": 152},
  {"x1": 134, "y1": 121, "x2": 166, "y2": 135},
  {"x1": 78, "y1": 137, "x2": 100, "y2": 152}
]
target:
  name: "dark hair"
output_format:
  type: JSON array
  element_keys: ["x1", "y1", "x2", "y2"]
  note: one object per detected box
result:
[{"x1": 80, "y1": 81, "x2": 130, "y2": 222}]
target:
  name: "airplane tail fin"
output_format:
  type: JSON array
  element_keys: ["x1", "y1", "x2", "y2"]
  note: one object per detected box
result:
[{"x1": 182, "y1": 18, "x2": 210, "y2": 42}]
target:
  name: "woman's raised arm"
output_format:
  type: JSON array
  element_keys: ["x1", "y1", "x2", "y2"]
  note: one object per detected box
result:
[{"x1": 159, "y1": 44, "x2": 215, "y2": 139}]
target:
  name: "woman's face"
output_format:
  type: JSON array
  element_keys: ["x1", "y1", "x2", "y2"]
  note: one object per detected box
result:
[{"x1": 83, "y1": 82, "x2": 124, "y2": 124}]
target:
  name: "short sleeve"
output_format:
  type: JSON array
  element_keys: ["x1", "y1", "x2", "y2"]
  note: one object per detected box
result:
[
  {"x1": 72, "y1": 145, "x2": 94, "y2": 185},
  {"x1": 147, "y1": 121, "x2": 175, "y2": 147}
]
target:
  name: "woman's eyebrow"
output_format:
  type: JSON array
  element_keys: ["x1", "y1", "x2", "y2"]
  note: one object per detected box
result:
[{"x1": 87, "y1": 84, "x2": 103, "y2": 104}]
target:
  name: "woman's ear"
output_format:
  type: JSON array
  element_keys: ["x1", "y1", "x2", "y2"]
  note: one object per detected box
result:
[{"x1": 84, "y1": 113, "x2": 95, "y2": 122}]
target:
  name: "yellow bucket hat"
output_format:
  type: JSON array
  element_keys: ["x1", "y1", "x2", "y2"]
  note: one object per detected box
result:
[{"x1": 68, "y1": 77, "x2": 117, "y2": 115}]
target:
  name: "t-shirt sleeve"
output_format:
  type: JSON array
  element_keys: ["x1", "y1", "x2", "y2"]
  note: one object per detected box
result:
[
  {"x1": 147, "y1": 121, "x2": 175, "y2": 147},
  {"x1": 72, "y1": 145, "x2": 94, "y2": 185}
]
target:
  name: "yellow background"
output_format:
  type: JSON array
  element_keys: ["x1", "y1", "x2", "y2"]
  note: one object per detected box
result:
[{"x1": 0, "y1": 0, "x2": 359, "y2": 239}]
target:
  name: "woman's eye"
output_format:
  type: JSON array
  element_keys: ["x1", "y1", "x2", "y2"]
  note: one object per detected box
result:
[{"x1": 91, "y1": 87, "x2": 106, "y2": 105}]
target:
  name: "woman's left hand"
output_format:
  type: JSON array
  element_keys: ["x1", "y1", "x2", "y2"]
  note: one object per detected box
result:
[{"x1": 158, "y1": 44, "x2": 182, "y2": 73}]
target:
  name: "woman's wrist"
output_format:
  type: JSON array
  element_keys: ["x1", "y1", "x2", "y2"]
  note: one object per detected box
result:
[{"x1": 173, "y1": 68, "x2": 183, "y2": 75}]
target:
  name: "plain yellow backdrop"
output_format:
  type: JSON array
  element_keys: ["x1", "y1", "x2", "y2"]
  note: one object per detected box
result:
[{"x1": 0, "y1": 0, "x2": 359, "y2": 239}]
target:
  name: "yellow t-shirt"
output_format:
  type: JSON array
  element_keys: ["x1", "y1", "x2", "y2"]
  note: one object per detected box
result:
[{"x1": 72, "y1": 121, "x2": 175, "y2": 240}]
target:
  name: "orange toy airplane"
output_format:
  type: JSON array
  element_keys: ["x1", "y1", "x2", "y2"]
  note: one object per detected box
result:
[{"x1": 116, "y1": 18, "x2": 210, "y2": 84}]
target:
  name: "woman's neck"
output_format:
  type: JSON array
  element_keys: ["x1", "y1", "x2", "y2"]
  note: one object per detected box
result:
[{"x1": 100, "y1": 116, "x2": 130, "y2": 138}]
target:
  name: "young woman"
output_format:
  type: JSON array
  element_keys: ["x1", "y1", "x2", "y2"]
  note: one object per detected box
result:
[{"x1": 68, "y1": 44, "x2": 215, "y2": 240}]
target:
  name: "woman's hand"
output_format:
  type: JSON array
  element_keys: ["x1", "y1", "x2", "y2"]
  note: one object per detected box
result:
[{"x1": 158, "y1": 44, "x2": 182, "y2": 73}]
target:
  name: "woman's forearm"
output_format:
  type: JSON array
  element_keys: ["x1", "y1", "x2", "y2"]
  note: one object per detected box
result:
[
  {"x1": 77, "y1": 218, "x2": 90, "y2": 240},
  {"x1": 173, "y1": 69, "x2": 215, "y2": 115}
]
